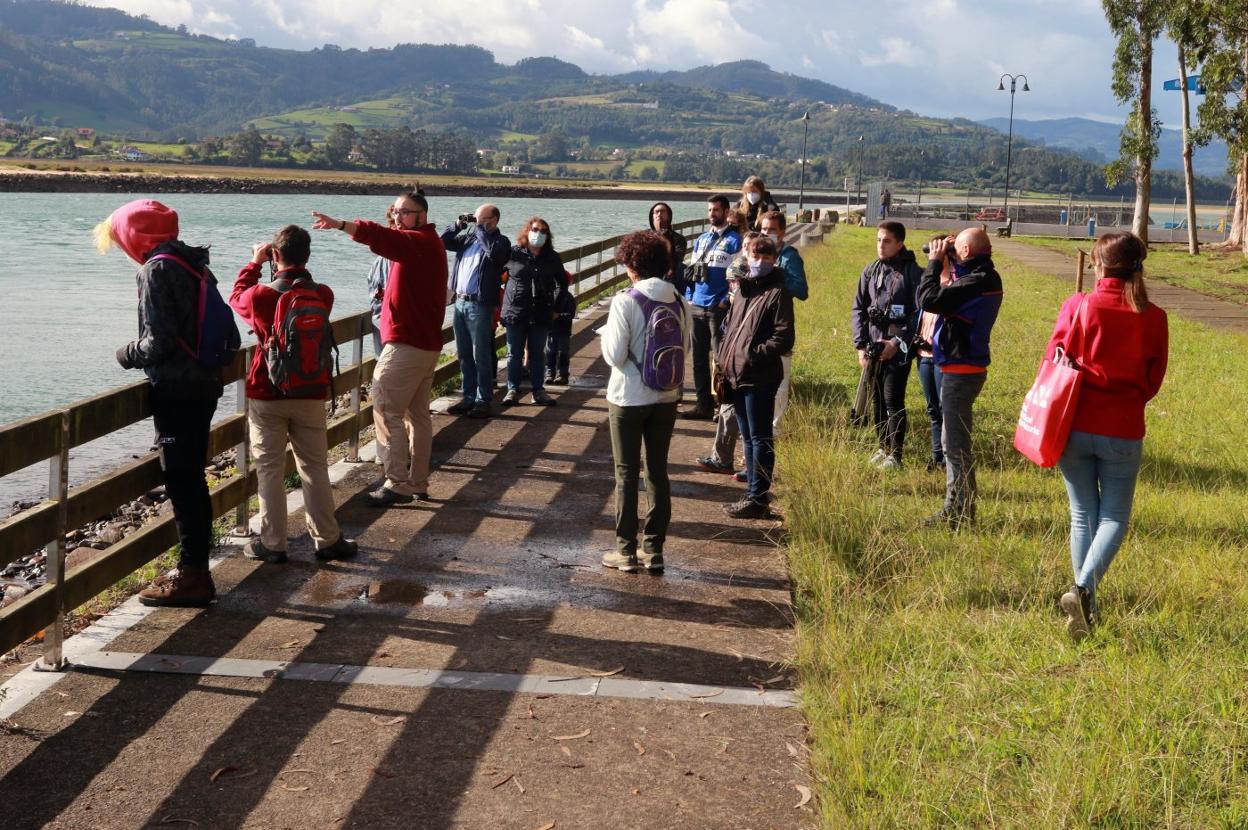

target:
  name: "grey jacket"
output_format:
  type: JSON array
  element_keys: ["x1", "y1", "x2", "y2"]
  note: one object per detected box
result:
[{"x1": 116, "y1": 240, "x2": 225, "y2": 400}]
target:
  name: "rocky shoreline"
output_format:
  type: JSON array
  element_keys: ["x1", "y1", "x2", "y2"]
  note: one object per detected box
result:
[{"x1": 0, "y1": 169, "x2": 712, "y2": 201}]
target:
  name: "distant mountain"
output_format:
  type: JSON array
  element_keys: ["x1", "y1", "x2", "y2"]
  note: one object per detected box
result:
[
  {"x1": 616, "y1": 60, "x2": 888, "y2": 110},
  {"x1": 977, "y1": 116, "x2": 1231, "y2": 178}
]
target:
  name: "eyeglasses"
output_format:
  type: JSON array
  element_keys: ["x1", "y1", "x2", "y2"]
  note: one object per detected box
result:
[{"x1": 394, "y1": 209, "x2": 422, "y2": 217}]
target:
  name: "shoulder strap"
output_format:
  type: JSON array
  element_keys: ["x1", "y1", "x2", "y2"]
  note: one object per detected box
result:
[
  {"x1": 1068, "y1": 294, "x2": 1091, "y2": 365},
  {"x1": 149, "y1": 252, "x2": 206, "y2": 280}
]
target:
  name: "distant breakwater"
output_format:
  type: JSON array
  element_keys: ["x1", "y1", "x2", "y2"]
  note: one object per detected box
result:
[{"x1": 0, "y1": 170, "x2": 711, "y2": 201}]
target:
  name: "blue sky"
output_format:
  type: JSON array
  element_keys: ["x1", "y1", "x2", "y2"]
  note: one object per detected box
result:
[{"x1": 95, "y1": 0, "x2": 1199, "y2": 127}]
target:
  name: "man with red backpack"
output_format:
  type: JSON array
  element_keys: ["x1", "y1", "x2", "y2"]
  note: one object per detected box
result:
[{"x1": 229, "y1": 225, "x2": 358, "y2": 564}]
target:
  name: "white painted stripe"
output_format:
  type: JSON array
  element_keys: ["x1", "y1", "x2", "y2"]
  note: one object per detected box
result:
[
  {"x1": 70, "y1": 651, "x2": 798, "y2": 708},
  {"x1": 0, "y1": 442, "x2": 383, "y2": 720}
]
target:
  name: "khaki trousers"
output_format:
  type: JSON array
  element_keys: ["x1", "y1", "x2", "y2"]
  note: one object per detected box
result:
[
  {"x1": 248, "y1": 397, "x2": 340, "y2": 551},
  {"x1": 372, "y1": 342, "x2": 440, "y2": 495}
]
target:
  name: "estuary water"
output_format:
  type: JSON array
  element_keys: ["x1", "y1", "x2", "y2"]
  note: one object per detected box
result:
[{"x1": 0, "y1": 191, "x2": 712, "y2": 507}]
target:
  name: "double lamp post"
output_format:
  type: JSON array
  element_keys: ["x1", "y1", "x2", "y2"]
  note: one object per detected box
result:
[{"x1": 997, "y1": 72, "x2": 1029, "y2": 219}]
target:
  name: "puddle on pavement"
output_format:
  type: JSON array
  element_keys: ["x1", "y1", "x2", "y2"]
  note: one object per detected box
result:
[
  {"x1": 567, "y1": 373, "x2": 606, "y2": 389},
  {"x1": 307, "y1": 577, "x2": 550, "y2": 610}
]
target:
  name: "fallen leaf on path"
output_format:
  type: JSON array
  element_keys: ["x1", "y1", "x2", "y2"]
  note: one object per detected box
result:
[
  {"x1": 686, "y1": 689, "x2": 723, "y2": 700},
  {"x1": 372, "y1": 767, "x2": 396, "y2": 779},
  {"x1": 513, "y1": 617, "x2": 545, "y2": 622},
  {"x1": 633, "y1": 740, "x2": 646, "y2": 756},
  {"x1": 559, "y1": 746, "x2": 572, "y2": 757},
  {"x1": 280, "y1": 784, "x2": 310, "y2": 793},
  {"x1": 631, "y1": 788, "x2": 641, "y2": 795},
  {"x1": 662, "y1": 749, "x2": 677, "y2": 762},
  {"x1": 496, "y1": 635, "x2": 516, "y2": 641},
  {"x1": 551, "y1": 729, "x2": 591, "y2": 741},
  {"x1": 794, "y1": 784, "x2": 812, "y2": 809},
  {"x1": 63, "y1": 711, "x2": 81, "y2": 717},
  {"x1": 535, "y1": 694, "x2": 553, "y2": 699},
  {"x1": 758, "y1": 674, "x2": 786, "y2": 685},
  {"x1": 330, "y1": 739, "x2": 346, "y2": 745},
  {"x1": 586, "y1": 667, "x2": 625, "y2": 677},
  {"x1": 159, "y1": 818, "x2": 199, "y2": 828},
  {"x1": 698, "y1": 712, "x2": 712, "y2": 719},
  {"x1": 210, "y1": 766, "x2": 255, "y2": 782},
  {"x1": 281, "y1": 769, "x2": 314, "y2": 775},
  {"x1": 278, "y1": 640, "x2": 300, "y2": 649},
  {"x1": 512, "y1": 776, "x2": 526, "y2": 795},
  {"x1": 491, "y1": 773, "x2": 515, "y2": 790},
  {"x1": 533, "y1": 823, "x2": 556, "y2": 830},
  {"x1": 785, "y1": 742, "x2": 800, "y2": 757},
  {"x1": 526, "y1": 704, "x2": 536, "y2": 719},
  {"x1": 370, "y1": 715, "x2": 405, "y2": 727},
  {"x1": 727, "y1": 648, "x2": 745, "y2": 663}
]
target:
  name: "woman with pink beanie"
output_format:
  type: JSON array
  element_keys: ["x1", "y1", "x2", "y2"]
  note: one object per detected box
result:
[{"x1": 95, "y1": 199, "x2": 237, "y2": 607}]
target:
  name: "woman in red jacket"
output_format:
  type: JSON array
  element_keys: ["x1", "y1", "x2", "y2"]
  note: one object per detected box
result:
[{"x1": 1045, "y1": 232, "x2": 1168, "y2": 641}]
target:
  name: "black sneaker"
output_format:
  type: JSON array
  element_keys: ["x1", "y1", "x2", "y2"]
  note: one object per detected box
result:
[
  {"x1": 243, "y1": 539, "x2": 288, "y2": 564},
  {"x1": 724, "y1": 499, "x2": 773, "y2": 520},
  {"x1": 468, "y1": 402, "x2": 491, "y2": 419},
  {"x1": 1060, "y1": 585, "x2": 1093, "y2": 642},
  {"x1": 365, "y1": 486, "x2": 414, "y2": 507},
  {"x1": 532, "y1": 390, "x2": 556, "y2": 406},
  {"x1": 544, "y1": 370, "x2": 557, "y2": 385},
  {"x1": 316, "y1": 535, "x2": 359, "y2": 561},
  {"x1": 555, "y1": 372, "x2": 570, "y2": 386},
  {"x1": 696, "y1": 456, "x2": 735, "y2": 475},
  {"x1": 733, "y1": 469, "x2": 748, "y2": 483},
  {"x1": 639, "y1": 552, "x2": 664, "y2": 573},
  {"x1": 501, "y1": 389, "x2": 521, "y2": 406},
  {"x1": 446, "y1": 399, "x2": 475, "y2": 415},
  {"x1": 681, "y1": 406, "x2": 715, "y2": 421},
  {"x1": 926, "y1": 459, "x2": 947, "y2": 473}
]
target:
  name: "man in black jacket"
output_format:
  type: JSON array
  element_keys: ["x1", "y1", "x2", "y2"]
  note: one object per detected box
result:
[
  {"x1": 100, "y1": 199, "x2": 234, "y2": 607},
  {"x1": 852, "y1": 221, "x2": 920, "y2": 469},
  {"x1": 648, "y1": 202, "x2": 688, "y2": 294}
]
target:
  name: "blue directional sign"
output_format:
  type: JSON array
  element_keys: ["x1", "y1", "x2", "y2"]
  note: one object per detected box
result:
[{"x1": 1163, "y1": 75, "x2": 1205, "y2": 94}]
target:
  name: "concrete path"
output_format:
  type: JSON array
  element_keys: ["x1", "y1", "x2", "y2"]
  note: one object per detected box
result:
[
  {"x1": 995, "y1": 237, "x2": 1248, "y2": 334},
  {"x1": 0, "y1": 302, "x2": 812, "y2": 829}
]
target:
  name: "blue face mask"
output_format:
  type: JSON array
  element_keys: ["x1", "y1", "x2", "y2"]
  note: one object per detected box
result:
[{"x1": 748, "y1": 261, "x2": 773, "y2": 278}]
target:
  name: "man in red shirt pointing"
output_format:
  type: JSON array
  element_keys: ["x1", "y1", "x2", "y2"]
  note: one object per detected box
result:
[{"x1": 312, "y1": 191, "x2": 449, "y2": 506}]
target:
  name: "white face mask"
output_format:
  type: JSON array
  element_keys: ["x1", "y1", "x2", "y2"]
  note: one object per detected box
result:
[
  {"x1": 766, "y1": 232, "x2": 781, "y2": 247},
  {"x1": 529, "y1": 230, "x2": 548, "y2": 248},
  {"x1": 746, "y1": 192, "x2": 761, "y2": 206}
]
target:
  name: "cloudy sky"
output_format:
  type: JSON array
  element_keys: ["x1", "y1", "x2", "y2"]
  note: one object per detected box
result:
[{"x1": 93, "y1": 0, "x2": 1197, "y2": 127}]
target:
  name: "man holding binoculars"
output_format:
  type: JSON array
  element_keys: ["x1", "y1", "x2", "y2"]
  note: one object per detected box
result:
[{"x1": 683, "y1": 194, "x2": 741, "y2": 419}]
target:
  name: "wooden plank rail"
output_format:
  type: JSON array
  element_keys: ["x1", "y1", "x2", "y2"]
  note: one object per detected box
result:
[{"x1": 0, "y1": 220, "x2": 708, "y2": 661}]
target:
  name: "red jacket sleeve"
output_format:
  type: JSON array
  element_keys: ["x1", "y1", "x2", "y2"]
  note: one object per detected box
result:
[
  {"x1": 1144, "y1": 308, "x2": 1169, "y2": 401},
  {"x1": 1043, "y1": 294, "x2": 1083, "y2": 362},
  {"x1": 229, "y1": 261, "x2": 265, "y2": 328},
  {"x1": 351, "y1": 220, "x2": 430, "y2": 264}
]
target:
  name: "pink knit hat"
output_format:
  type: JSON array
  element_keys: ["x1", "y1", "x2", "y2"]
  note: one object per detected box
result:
[{"x1": 110, "y1": 199, "x2": 179, "y2": 264}]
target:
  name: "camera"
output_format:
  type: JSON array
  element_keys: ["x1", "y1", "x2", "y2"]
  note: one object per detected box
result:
[
  {"x1": 687, "y1": 261, "x2": 710, "y2": 285},
  {"x1": 458, "y1": 213, "x2": 477, "y2": 225},
  {"x1": 867, "y1": 306, "x2": 902, "y2": 328}
]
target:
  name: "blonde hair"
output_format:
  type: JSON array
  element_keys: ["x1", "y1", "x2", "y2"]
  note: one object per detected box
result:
[{"x1": 93, "y1": 215, "x2": 117, "y2": 255}]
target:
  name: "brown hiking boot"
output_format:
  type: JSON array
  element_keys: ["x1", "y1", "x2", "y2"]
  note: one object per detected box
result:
[{"x1": 138, "y1": 565, "x2": 215, "y2": 608}]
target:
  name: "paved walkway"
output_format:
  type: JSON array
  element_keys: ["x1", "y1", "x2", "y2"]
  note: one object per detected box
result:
[
  {"x1": 0, "y1": 302, "x2": 812, "y2": 829},
  {"x1": 995, "y1": 237, "x2": 1248, "y2": 333}
]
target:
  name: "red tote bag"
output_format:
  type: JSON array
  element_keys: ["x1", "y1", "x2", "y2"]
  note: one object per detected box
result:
[{"x1": 1014, "y1": 297, "x2": 1088, "y2": 467}]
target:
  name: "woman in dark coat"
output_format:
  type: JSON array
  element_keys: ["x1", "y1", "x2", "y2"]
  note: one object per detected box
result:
[{"x1": 502, "y1": 216, "x2": 563, "y2": 406}]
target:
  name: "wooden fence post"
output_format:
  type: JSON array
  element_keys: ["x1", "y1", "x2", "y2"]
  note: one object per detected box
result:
[{"x1": 33, "y1": 411, "x2": 70, "y2": 671}]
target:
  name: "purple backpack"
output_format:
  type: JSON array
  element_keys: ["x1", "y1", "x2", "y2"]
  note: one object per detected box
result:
[{"x1": 627, "y1": 287, "x2": 685, "y2": 392}]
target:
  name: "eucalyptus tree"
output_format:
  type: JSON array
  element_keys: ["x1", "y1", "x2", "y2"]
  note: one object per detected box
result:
[
  {"x1": 1166, "y1": 1, "x2": 1214, "y2": 253},
  {"x1": 1195, "y1": 0, "x2": 1248, "y2": 252},
  {"x1": 1103, "y1": 0, "x2": 1166, "y2": 242}
]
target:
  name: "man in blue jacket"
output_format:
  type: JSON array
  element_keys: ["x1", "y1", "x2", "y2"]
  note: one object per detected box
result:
[
  {"x1": 916, "y1": 227, "x2": 1003, "y2": 529},
  {"x1": 684, "y1": 194, "x2": 741, "y2": 419},
  {"x1": 443, "y1": 204, "x2": 510, "y2": 418}
]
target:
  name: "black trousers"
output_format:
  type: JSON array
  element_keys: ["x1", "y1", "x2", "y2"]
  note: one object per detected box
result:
[
  {"x1": 690, "y1": 303, "x2": 727, "y2": 411},
  {"x1": 872, "y1": 360, "x2": 911, "y2": 459},
  {"x1": 152, "y1": 391, "x2": 219, "y2": 569}
]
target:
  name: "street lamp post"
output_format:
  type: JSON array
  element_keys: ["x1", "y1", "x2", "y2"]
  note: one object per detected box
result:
[
  {"x1": 855, "y1": 135, "x2": 864, "y2": 207},
  {"x1": 797, "y1": 111, "x2": 810, "y2": 215},
  {"x1": 917, "y1": 148, "x2": 925, "y2": 209},
  {"x1": 996, "y1": 72, "x2": 1029, "y2": 221}
]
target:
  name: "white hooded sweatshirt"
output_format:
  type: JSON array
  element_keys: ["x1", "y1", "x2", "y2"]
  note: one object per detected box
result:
[{"x1": 600, "y1": 277, "x2": 692, "y2": 407}]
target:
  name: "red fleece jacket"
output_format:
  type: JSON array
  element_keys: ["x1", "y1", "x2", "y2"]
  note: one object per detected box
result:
[
  {"x1": 1044, "y1": 278, "x2": 1168, "y2": 440},
  {"x1": 350, "y1": 220, "x2": 448, "y2": 351},
  {"x1": 230, "y1": 262, "x2": 335, "y2": 400}
]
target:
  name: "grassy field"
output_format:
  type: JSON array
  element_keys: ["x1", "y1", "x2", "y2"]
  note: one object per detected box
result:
[
  {"x1": 781, "y1": 226, "x2": 1248, "y2": 827},
  {"x1": 250, "y1": 97, "x2": 412, "y2": 136},
  {"x1": 1016, "y1": 235, "x2": 1248, "y2": 306}
]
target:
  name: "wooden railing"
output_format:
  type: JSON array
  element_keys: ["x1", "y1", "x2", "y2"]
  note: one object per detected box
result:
[{"x1": 0, "y1": 218, "x2": 709, "y2": 663}]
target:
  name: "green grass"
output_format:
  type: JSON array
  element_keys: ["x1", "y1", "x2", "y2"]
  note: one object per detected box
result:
[
  {"x1": 781, "y1": 226, "x2": 1248, "y2": 827},
  {"x1": 497, "y1": 130, "x2": 539, "y2": 142},
  {"x1": 1014, "y1": 236, "x2": 1248, "y2": 306},
  {"x1": 250, "y1": 98, "x2": 411, "y2": 137}
]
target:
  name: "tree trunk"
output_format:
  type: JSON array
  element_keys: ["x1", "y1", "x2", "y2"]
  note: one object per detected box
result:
[
  {"x1": 1178, "y1": 43, "x2": 1200, "y2": 254},
  {"x1": 1232, "y1": 157, "x2": 1247, "y2": 251},
  {"x1": 1133, "y1": 31, "x2": 1153, "y2": 244}
]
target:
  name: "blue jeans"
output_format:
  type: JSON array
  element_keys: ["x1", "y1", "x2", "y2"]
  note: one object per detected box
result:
[
  {"x1": 1058, "y1": 430, "x2": 1143, "y2": 611},
  {"x1": 545, "y1": 330, "x2": 571, "y2": 376},
  {"x1": 917, "y1": 357, "x2": 944, "y2": 463},
  {"x1": 505, "y1": 320, "x2": 550, "y2": 393},
  {"x1": 733, "y1": 382, "x2": 778, "y2": 504},
  {"x1": 453, "y1": 297, "x2": 497, "y2": 404}
]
